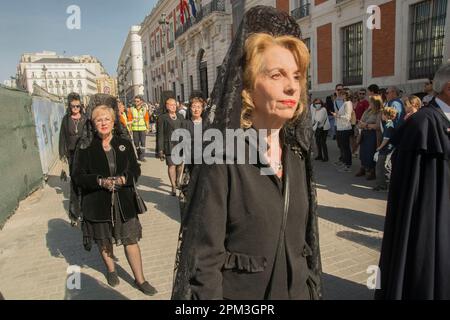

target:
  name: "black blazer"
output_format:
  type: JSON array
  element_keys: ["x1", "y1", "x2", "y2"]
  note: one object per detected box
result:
[
  {"x1": 157, "y1": 113, "x2": 184, "y2": 155},
  {"x1": 72, "y1": 136, "x2": 141, "y2": 222},
  {"x1": 180, "y1": 144, "x2": 315, "y2": 300}
]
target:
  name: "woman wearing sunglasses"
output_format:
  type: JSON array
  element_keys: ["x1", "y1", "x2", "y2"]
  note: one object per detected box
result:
[{"x1": 59, "y1": 92, "x2": 87, "y2": 224}]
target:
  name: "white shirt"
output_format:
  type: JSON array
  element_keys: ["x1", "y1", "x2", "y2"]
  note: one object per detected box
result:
[
  {"x1": 179, "y1": 108, "x2": 187, "y2": 119},
  {"x1": 435, "y1": 97, "x2": 450, "y2": 121},
  {"x1": 310, "y1": 105, "x2": 330, "y2": 131},
  {"x1": 335, "y1": 101, "x2": 353, "y2": 131}
]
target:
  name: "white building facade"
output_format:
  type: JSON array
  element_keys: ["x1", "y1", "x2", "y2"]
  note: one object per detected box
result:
[
  {"x1": 138, "y1": 0, "x2": 233, "y2": 104},
  {"x1": 117, "y1": 26, "x2": 145, "y2": 106},
  {"x1": 17, "y1": 51, "x2": 109, "y2": 103}
]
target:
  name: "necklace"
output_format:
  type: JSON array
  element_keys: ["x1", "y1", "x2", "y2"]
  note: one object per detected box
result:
[
  {"x1": 274, "y1": 161, "x2": 283, "y2": 171},
  {"x1": 72, "y1": 117, "x2": 80, "y2": 134},
  {"x1": 170, "y1": 114, "x2": 177, "y2": 120}
]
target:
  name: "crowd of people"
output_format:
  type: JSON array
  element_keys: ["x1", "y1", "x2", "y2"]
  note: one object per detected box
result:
[
  {"x1": 308, "y1": 80, "x2": 436, "y2": 191},
  {"x1": 55, "y1": 5, "x2": 449, "y2": 301}
]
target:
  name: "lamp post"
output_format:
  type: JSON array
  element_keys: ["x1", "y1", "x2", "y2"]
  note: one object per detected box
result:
[
  {"x1": 159, "y1": 13, "x2": 170, "y2": 91},
  {"x1": 42, "y1": 65, "x2": 48, "y2": 91},
  {"x1": 55, "y1": 79, "x2": 60, "y2": 97},
  {"x1": 119, "y1": 62, "x2": 127, "y2": 106}
]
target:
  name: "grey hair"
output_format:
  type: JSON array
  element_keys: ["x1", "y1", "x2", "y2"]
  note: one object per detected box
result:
[
  {"x1": 433, "y1": 63, "x2": 450, "y2": 94},
  {"x1": 388, "y1": 86, "x2": 400, "y2": 96}
]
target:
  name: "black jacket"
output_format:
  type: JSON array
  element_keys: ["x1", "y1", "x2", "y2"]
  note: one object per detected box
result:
[
  {"x1": 156, "y1": 113, "x2": 184, "y2": 155},
  {"x1": 59, "y1": 114, "x2": 87, "y2": 160},
  {"x1": 375, "y1": 99, "x2": 450, "y2": 299},
  {"x1": 71, "y1": 136, "x2": 141, "y2": 222},
  {"x1": 174, "y1": 138, "x2": 318, "y2": 300}
]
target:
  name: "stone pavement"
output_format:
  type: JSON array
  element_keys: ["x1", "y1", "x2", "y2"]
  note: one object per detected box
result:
[{"x1": 0, "y1": 134, "x2": 386, "y2": 300}]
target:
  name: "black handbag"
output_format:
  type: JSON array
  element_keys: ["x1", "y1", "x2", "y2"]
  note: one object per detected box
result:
[{"x1": 132, "y1": 177, "x2": 147, "y2": 214}]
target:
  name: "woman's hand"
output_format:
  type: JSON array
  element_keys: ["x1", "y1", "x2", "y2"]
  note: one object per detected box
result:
[{"x1": 98, "y1": 177, "x2": 124, "y2": 192}]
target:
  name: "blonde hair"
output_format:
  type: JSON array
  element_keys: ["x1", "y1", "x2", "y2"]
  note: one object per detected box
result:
[
  {"x1": 381, "y1": 106, "x2": 397, "y2": 120},
  {"x1": 403, "y1": 95, "x2": 422, "y2": 113},
  {"x1": 92, "y1": 105, "x2": 116, "y2": 122},
  {"x1": 241, "y1": 33, "x2": 310, "y2": 129},
  {"x1": 369, "y1": 95, "x2": 384, "y2": 112}
]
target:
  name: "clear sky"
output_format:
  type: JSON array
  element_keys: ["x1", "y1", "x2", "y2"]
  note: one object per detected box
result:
[{"x1": 0, "y1": 0, "x2": 158, "y2": 81}]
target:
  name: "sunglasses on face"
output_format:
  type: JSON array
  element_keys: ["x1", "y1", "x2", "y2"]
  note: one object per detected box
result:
[{"x1": 71, "y1": 105, "x2": 81, "y2": 108}]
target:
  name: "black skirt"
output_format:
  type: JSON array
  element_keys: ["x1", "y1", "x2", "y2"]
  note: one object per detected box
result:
[{"x1": 81, "y1": 196, "x2": 142, "y2": 253}]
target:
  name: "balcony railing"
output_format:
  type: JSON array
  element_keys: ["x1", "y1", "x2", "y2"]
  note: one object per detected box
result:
[
  {"x1": 175, "y1": 0, "x2": 226, "y2": 39},
  {"x1": 291, "y1": 3, "x2": 310, "y2": 20}
]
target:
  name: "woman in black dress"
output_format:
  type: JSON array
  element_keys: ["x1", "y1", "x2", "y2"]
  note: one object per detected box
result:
[
  {"x1": 59, "y1": 92, "x2": 87, "y2": 223},
  {"x1": 178, "y1": 96, "x2": 207, "y2": 215},
  {"x1": 172, "y1": 6, "x2": 322, "y2": 300},
  {"x1": 71, "y1": 94, "x2": 156, "y2": 295},
  {"x1": 157, "y1": 97, "x2": 184, "y2": 196}
]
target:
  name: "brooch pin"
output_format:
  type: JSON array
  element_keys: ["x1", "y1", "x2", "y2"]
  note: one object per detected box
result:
[{"x1": 119, "y1": 145, "x2": 126, "y2": 151}]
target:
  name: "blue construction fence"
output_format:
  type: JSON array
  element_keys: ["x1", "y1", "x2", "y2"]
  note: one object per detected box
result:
[{"x1": 0, "y1": 85, "x2": 65, "y2": 228}]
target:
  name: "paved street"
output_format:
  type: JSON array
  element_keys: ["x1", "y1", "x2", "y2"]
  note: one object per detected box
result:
[{"x1": 0, "y1": 133, "x2": 386, "y2": 300}]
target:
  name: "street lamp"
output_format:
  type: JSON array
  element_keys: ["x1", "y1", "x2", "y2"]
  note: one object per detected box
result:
[
  {"x1": 119, "y1": 62, "x2": 128, "y2": 106},
  {"x1": 42, "y1": 65, "x2": 48, "y2": 91},
  {"x1": 159, "y1": 13, "x2": 170, "y2": 91},
  {"x1": 55, "y1": 79, "x2": 60, "y2": 96}
]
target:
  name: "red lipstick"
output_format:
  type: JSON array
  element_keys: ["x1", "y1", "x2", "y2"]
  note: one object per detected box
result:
[{"x1": 280, "y1": 100, "x2": 297, "y2": 107}]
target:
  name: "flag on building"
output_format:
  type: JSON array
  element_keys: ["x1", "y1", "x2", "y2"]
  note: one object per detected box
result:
[
  {"x1": 189, "y1": 0, "x2": 197, "y2": 18},
  {"x1": 179, "y1": 0, "x2": 189, "y2": 24}
]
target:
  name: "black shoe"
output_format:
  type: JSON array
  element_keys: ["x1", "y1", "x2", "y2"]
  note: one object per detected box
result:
[
  {"x1": 314, "y1": 156, "x2": 323, "y2": 161},
  {"x1": 106, "y1": 271, "x2": 120, "y2": 287},
  {"x1": 135, "y1": 280, "x2": 157, "y2": 296}
]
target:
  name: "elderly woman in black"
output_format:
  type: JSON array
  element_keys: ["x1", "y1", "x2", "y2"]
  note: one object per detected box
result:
[
  {"x1": 172, "y1": 6, "x2": 322, "y2": 300},
  {"x1": 71, "y1": 94, "x2": 156, "y2": 295},
  {"x1": 59, "y1": 92, "x2": 87, "y2": 223},
  {"x1": 157, "y1": 97, "x2": 184, "y2": 196}
]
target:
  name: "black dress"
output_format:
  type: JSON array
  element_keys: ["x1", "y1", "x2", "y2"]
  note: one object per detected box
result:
[
  {"x1": 157, "y1": 113, "x2": 184, "y2": 165},
  {"x1": 59, "y1": 114, "x2": 87, "y2": 221},
  {"x1": 81, "y1": 147, "x2": 142, "y2": 253}
]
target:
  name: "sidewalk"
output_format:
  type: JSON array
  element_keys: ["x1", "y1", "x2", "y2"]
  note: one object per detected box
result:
[{"x1": 0, "y1": 134, "x2": 386, "y2": 300}]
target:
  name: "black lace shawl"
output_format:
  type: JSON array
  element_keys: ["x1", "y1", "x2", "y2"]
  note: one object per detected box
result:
[{"x1": 172, "y1": 5, "x2": 322, "y2": 299}]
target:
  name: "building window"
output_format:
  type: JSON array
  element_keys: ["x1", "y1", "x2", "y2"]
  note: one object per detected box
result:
[
  {"x1": 303, "y1": 38, "x2": 311, "y2": 90},
  {"x1": 291, "y1": 0, "x2": 310, "y2": 20},
  {"x1": 409, "y1": 0, "x2": 447, "y2": 80},
  {"x1": 190, "y1": 75, "x2": 194, "y2": 95},
  {"x1": 342, "y1": 22, "x2": 363, "y2": 86}
]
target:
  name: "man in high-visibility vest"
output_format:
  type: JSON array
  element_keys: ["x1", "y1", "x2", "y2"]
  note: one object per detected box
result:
[{"x1": 128, "y1": 95, "x2": 150, "y2": 161}]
